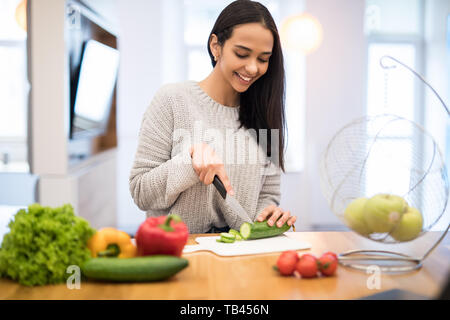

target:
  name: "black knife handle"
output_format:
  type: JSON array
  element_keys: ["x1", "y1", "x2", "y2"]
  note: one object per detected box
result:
[{"x1": 213, "y1": 175, "x2": 227, "y2": 200}]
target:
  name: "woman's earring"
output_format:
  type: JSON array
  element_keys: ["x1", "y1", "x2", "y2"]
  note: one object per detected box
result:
[{"x1": 214, "y1": 55, "x2": 217, "y2": 62}]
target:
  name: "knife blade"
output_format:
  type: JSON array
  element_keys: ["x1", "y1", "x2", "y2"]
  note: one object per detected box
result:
[{"x1": 212, "y1": 175, "x2": 252, "y2": 223}]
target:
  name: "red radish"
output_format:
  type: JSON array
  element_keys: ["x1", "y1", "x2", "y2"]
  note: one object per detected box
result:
[
  {"x1": 280, "y1": 250, "x2": 299, "y2": 261},
  {"x1": 318, "y1": 253, "x2": 338, "y2": 276},
  {"x1": 296, "y1": 254, "x2": 319, "y2": 278},
  {"x1": 276, "y1": 250, "x2": 299, "y2": 276},
  {"x1": 300, "y1": 253, "x2": 318, "y2": 261},
  {"x1": 322, "y1": 251, "x2": 338, "y2": 260}
]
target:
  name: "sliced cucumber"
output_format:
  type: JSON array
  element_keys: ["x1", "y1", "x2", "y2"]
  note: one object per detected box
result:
[
  {"x1": 240, "y1": 222, "x2": 252, "y2": 240},
  {"x1": 228, "y1": 229, "x2": 240, "y2": 236},
  {"x1": 229, "y1": 229, "x2": 243, "y2": 241},
  {"x1": 216, "y1": 232, "x2": 236, "y2": 243},
  {"x1": 219, "y1": 237, "x2": 235, "y2": 243},
  {"x1": 220, "y1": 232, "x2": 235, "y2": 240}
]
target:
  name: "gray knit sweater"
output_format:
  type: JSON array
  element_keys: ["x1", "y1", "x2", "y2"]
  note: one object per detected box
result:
[{"x1": 129, "y1": 81, "x2": 281, "y2": 233}]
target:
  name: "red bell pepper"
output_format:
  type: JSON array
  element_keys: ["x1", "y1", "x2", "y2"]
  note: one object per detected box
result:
[{"x1": 135, "y1": 214, "x2": 189, "y2": 257}]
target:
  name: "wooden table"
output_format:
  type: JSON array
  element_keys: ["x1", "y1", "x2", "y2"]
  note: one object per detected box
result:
[{"x1": 0, "y1": 232, "x2": 449, "y2": 300}]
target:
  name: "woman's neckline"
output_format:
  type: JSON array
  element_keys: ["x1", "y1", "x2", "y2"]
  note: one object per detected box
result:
[{"x1": 190, "y1": 81, "x2": 240, "y2": 119}]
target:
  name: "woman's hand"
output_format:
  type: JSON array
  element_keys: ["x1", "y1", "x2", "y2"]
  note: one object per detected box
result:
[
  {"x1": 190, "y1": 143, "x2": 234, "y2": 195},
  {"x1": 256, "y1": 205, "x2": 297, "y2": 228}
]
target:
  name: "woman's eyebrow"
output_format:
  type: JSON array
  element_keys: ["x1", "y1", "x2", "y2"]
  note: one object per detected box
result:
[{"x1": 234, "y1": 45, "x2": 272, "y2": 55}]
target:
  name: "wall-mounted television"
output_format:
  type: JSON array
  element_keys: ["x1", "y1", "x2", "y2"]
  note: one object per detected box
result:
[
  {"x1": 70, "y1": 39, "x2": 119, "y2": 139},
  {"x1": 66, "y1": 1, "x2": 118, "y2": 163}
]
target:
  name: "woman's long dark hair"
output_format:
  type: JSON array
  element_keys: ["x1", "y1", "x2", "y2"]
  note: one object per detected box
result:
[{"x1": 207, "y1": 0, "x2": 286, "y2": 172}]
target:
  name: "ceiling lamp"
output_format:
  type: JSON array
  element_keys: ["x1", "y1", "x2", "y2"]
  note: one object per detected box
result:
[
  {"x1": 15, "y1": 0, "x2": 27, "y2": 32},
  {"x1": 281, "y1": 13, "x2": 323, "y2": 55}
]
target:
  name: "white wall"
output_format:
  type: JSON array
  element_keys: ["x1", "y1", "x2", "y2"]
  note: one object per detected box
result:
[
  {"x1": 29, "y1": 0, "x2": 68, "y2": 175},
  {"x1": 424, "y1": 0, "x2": 450, "y2": 230},
  {"x1": 281, "y1": 0, "x2": 366, "y2": 230},
  {"x1": 116, "y1": 0, "x2": 165, "y2": 234},
  {"x1": 424, "y1": 0, "x2": 450, "y2": 151}
]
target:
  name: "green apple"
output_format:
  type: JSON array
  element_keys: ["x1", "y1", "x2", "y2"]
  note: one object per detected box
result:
[
  {"x1": 390, "y1": 206, "x2": 423, "y2": 242},
  {"x1": 363, "y1": 194, "x2": 408, "y2": 233},
  {"x1": 344, "y1": 197, "x2": 372, "y2": 236}
]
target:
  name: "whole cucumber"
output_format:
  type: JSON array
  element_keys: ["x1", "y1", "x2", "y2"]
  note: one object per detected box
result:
[
  {"x1": 81, "y1": 255, "x2": 188, "y2": 282},
  {"x1": 240, "y1": 221, "x2": 291, "y2": 240}
]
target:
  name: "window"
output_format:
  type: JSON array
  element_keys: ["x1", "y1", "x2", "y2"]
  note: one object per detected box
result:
[
  {"x1": 365, "y1": 0, "x2": 423, "y2": 35},
  {"x1": 182, "y1": 0, "x2": 305, "y2": 172},
  {"x1": 183, "y1": 0, "x2": 220, "y2": 81},
  {"x1": 363, "y1": 0, "x2": 450, "y2": 230},
  {"x1": 367, "y1": 43, "x2": 416, "y2": 121},
  {"x1": 0, "y1": 0, "x2": 29, "y2": 171},
  {"x1": 446, "y1": 15, "x2": 450, "y2": 189},
  {"x1": 365, "y1": 43, "x2": 417, "y2": 197}
]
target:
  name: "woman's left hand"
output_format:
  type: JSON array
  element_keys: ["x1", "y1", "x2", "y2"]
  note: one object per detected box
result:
[{"x1": 256, "y1": 205, "x2": 297, "y2": 228}]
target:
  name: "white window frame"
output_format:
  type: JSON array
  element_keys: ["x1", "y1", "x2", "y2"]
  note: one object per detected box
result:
[
  {"x1": 0, "y1": 37, "x2": 29, "y2": 169},
  {"x1": 364, "y1": 2, "x2": 429, "y2": 217}
]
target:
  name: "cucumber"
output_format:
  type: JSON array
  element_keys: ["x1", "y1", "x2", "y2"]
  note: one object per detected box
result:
[
  {"x1": 220, "y1": 232, "x2": 235, "y2": 240},
  {"x1": 240, "y1": 220, "x2": 291, "y2": 240},
  {"x1": 229, "y1": 229, "x2": 243, "y2": 240},
  {"x1": 81, "y1": 255, "x2": 188, "y2": 282},
  {"x1": 217, "y1": 233, "x2": 235, "y2": 243},
  {"x1": 217, "y1": 237, "x2": 235, "y2": 243}
]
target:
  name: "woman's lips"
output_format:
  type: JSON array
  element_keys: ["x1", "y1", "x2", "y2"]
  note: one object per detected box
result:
[{"x1": 234, "y1": 72, "x2": 254, "y2": 85}]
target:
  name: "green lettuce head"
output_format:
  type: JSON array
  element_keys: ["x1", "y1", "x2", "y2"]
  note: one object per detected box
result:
[{"x1": 0, "y1": 203, "x2": 95, "y2": 286}]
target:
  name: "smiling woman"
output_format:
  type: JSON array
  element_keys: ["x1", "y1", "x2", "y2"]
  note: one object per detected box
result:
[
  {"x1": 203, "y1": 1, "x2": 286, "y2": 173},
  {"x1": 129, "y1": 0, "x2": 297, "y2": 233}
]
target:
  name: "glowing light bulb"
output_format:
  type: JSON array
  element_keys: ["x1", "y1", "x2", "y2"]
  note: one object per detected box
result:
[
  {"x1": 15, "y1": 0, "x2": 27, "y2": 32},
  {"x1": 281, "y1": 13, "x2": 323, "y2": 55}
]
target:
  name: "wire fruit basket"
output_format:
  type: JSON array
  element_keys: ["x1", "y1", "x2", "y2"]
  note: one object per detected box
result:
[{"x1": 319, "y1": 56, "x2": 450, "y2": 273}]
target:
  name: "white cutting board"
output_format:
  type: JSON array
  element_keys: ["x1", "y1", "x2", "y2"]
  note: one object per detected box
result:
[{"x1": 182, "y1": 233, "x2": 311, "y2": 256}]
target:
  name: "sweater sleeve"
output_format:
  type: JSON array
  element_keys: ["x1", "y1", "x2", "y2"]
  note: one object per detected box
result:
[
  {"x1": 129, "y1": 86, "x2": 200, "y2": 212},
  {"x1": 254, "y1": 163, "x2": 281, "y2": 218}
]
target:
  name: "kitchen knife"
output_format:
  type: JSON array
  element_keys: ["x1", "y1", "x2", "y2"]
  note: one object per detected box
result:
[{"x1": 212, "y1": 175, "x2": 252, "y2": 223}]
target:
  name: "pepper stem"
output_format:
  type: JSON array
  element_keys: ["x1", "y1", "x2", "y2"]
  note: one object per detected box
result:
[
  {"x1": 158, "y1": 214, "x2": 182, "y2": 232},
  {"x1": 98, "y1": 244, "x2": 120, "y2": 257}
]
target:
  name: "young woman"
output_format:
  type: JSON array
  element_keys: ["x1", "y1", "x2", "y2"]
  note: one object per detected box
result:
[{"x1": 129, "y1": 0, "x2": 297, "y2": 233}]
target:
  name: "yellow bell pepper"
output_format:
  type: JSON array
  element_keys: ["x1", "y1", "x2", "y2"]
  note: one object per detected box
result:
[{"x1": 87, "y1": 227, "x2": 137, "y2": 258}]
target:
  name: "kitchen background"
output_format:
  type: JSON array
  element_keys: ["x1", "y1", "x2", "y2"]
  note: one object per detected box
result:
[{"x1": 0, "y1": 0, "x2": 449, "y2": 240}]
